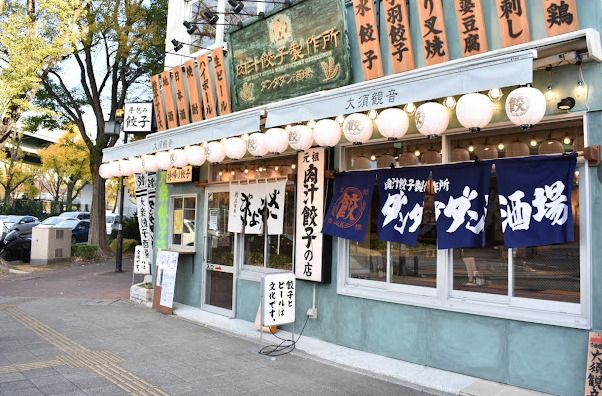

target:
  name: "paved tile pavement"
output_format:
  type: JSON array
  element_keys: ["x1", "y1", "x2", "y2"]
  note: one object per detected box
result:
[{"x1": 0, "y1": 260, "x2": 436, "y2": 395}]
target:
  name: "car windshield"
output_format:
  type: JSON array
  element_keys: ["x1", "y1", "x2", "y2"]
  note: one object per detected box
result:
[
  {"x1": 3, "y1": 216, "x2": 22, "y2": 223},
  {"x1": 55, "y1": 219, "x2": 79, "y2": 229},
  {"x1": 41, "y1": 217, "x2": 65, "y2": 225},
  {"x1": 106, "y1": 215, "x2": 116, "y2": 223},
  {"x1": 59, "y1": 212, "x2": 79, "y2": 218}
]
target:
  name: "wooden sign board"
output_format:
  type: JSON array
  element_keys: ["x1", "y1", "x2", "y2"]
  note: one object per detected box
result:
[
  {"x1": 166, "y1": 166, "x2": 195, "y2": 184},
  {"x1": 173, "y1": 66, "x2": 189, "y2": 126},
  {"x1": 197, "y1": 54, "x2": 216, "y2": 119},
  {"x1": 542, "y1": 0, "x2": 579, "y2": 36},
  {"x1": 211, "y1": 48, "x2": 232, "y2": 116},
  {"x1": 454, "y1": 0, "x2": 488, "y2": 56},
  {"x1": 417, "y1": 0, "x2": 449, "y2": 65},
  {"x1": 585, "y1": 332, "x2": 602, "y2": 395},
  {"x1": 497, "y1": 0, "x2": 531, "y2": 47},
  {"x1": 383, "y1": 0, "x2": 415, "y2": 73},
  {"x1": 150, "y1": 74, "x2": 166, "y2": 132},
  {"x1": 184, "y1": 60, "x2": 204, "y2": 123},
  {"x1": 154, "y1": 251, "x2": 179, "y2": 314},
  {"x1": 160, "y1": 71, "x2": 179, "y2": 129},
  {"x1": 351, "y1": 0, "x2": 384, "y2": 80}
]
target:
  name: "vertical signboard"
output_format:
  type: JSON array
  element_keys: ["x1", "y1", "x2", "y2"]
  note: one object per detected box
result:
[
  {"x1": 135, "y1": 173, "x2": 153, "y2": 269},
  {"x1": 173, "y1": 66, "x2": 189, "y2": 126},
  {"x1": 417, "y1": 0, "x2": 449, "y2": 65},
  {"x1": 133, "y1": 246, "x2": 150, "y2": 275},
  {"x1": 295, "y1": 147, "x2": 325, "y2": 282},
  {"x1": 147, "y1": 172, "x2": 156, "y2": 267},
  {"x1": 211, "y1": 47, "x2": 232, "y2": 116},
  {"x1": 454, "y1": 0, "x2": 488, "y2": 56},
  {"x1": 497, "y1": 0, "x2": 531, "y2": 47},
  {"x1": 261, "y1": 272, "x2": 295, "y2": 326},
  {"x1": 585, "y1": 332, "x2": 602, "y2": 395},
  {"x1": 184, "y1": 60, "x2": 204, "y2": 123},
  {"x1": 351, "y1": 0, "x2": 384, "y2": 80},
  {"x1": 197, "y1": 54, "x2": 216, "y2": 119},
  {"x1": 157, "y1": 251, "x2": 179, "y2": 309},
  {"x1": 542, "y1": 0, "x2": 579, "y2": 36},
  {"x1": 150, "y1": 74, "x2": 166, "y2": 131},
  {"x1": 383, "y1": 0, "x2": 415, "y2": 73},
  {"x1": 160, "y1": 71, "x2": 179, "y2": 129}
]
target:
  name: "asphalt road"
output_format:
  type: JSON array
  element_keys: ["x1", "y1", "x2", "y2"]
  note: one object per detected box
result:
[{"x1": 0, "y1": 258, "x2": 435, "y2": 395}]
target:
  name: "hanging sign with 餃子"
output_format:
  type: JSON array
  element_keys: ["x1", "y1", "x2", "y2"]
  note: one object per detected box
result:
[
  {"x1": 172, "y1": 66, "x2": 189, "y2": 126},
  {"x1": 383, "y1": 0, "x2": 415, "y2": 73},
  {"x1": 416, "y1": 0, "x2": 449, "y2": 66},
  {"x1": 542, "y1": 0, "x2": 579, "y2": 37},
  {"x1": 432, "y1": 162, "x2": 492, "y2": 249},
  {"x1": 454, "y1": 0, "x2": 488, "y2": 56},
  {"x1": 160, "y1": 71, "x2": 179, "y2": 129},
  {"x1": 197, "y1": 54, "x2": 216, "y2": 119},
  {"x1": 150, "y1": 74, "x2": 166, "y2": 131},
  {"x1": 184, "y1": 60, "x2": 204, "y2": 123},
  {"x1": 211, "y1": 47, "x2": 232, "y2": 116},
  {"x1": 495, "y1": 154, "x2": 577, "y2": 248},
  {"x1": 497, "y1": 0, "x2": 531, "y2": 47},
  {"x1": 352, "y1": 0, "x2": 384, "y2": 80},
  {"x1": 228, "y1": 180, "x2": 287, "y2": 235}
]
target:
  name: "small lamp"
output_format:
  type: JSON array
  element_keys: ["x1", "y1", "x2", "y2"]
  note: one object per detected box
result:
[{"x1": 557, "y1": 97, "x2": 576, "y2": 111}]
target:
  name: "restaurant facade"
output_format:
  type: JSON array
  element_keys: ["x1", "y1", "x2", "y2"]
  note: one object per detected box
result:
[{"x1": 102, "y1": 1, "x2": 602, "y2": 394}]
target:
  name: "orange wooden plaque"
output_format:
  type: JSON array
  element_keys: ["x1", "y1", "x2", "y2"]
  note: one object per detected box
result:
[
  {"x1": 416, "y1": 0, "x2": 449, "y2": 65},
  {"x1": 196, "y1": 54, "x2": 216, "y2": 120},
  {"x1": 150, "y1": 74, "x2": 166, "y2": 132},
  {"x1": 383, "y1": 0, "x2": 415, "y2": 73},
  {"x1": 211, "y1": 48, "x2": 232, "y2": 116},
  {"x1": 183, "y1": 60, "x2": 203, "y2": 123},
  {"x1": 160, "y1": 71, "x2": 179, "y2": 129},
  {"x1": 542, "y1": 0, "x2": 579, "y2": 36},
  {"x1": 497, "y1": 0, "x2": 531, "y2": 47},
  {"x1": 585, "y1": 331, "x2": 602, "y2": 395},
  {"x1": 455, "y1": 0, "x2": 488, "y2": 56},
  {"x1": 351, "y1": 0, "x2": 383, "y2": 80},
  {"x1": 173, "y1": 66, "x2": 189, "y2": 127}
]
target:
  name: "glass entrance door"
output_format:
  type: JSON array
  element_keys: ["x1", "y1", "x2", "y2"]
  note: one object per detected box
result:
[{"x1": 202, "y1": 188, "x2": 236, "y2": 316}]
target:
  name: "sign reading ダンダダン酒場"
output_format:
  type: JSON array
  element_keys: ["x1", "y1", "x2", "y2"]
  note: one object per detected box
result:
[{"x1": 227, "y1": 0, "x2": 351, "y2": 111}]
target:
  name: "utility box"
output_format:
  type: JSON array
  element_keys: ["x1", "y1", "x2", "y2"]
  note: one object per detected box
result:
[{"x1": 31, "y1": 226, "x2": 72, "y2": 265}]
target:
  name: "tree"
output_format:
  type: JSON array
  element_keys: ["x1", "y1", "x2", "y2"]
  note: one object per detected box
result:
[
  {"x1": 39, "y1": 126, "x2": 91, "y2": 212},
  {"x1": 0, "y1": 0, "x2": 83, "y2": 145},
  {"x1": 0, "y1": 134, "x2": 38, "y2": 208},
  {"x1": 31, "y1": 0, "x2": 167, "y2": 250}
]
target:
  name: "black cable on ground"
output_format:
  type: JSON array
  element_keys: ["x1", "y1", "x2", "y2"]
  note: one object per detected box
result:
[{"x1": 258, "y1": 315, "x2": 310, "y2": 357}]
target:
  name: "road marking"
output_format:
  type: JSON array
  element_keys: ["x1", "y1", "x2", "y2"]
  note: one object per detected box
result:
[{"x1": 1, "y1": 305, "x2": 169, "y2": 396}]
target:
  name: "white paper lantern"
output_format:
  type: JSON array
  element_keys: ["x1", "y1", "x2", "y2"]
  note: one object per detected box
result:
[
  {"x1": 288, "y1": 125, "x2": 314, "y2": 151},
  {"x1": 343, "y1": 113, "x2": 373, "y2": 144},
  {"x1": 505, "y1": 87, "x2": 546, "y2": 129},
  {"x1": 247, "y1": 132, "x2": 268, "y2": 157},
  {"x1": 142, "y1": 154, "x2": 159, "y2": 172},
  {"x1": 224, "y1": 137, "x2": 247, "y2": 160},
  {"x1": 313, "y1": 119, "x2": 341, "y2": 147},
  {"x1": 205, "y1": 141, "x2": 226, "y2": 163},
  {"x1": 456, "y1": 93, "x2": 494, "y2": 132},
  {"x1": 130, "y1": 157, "x2": 144, "y2": 174},
  {"x1": 375, "y1": 108, "x2": 409, "y2": 140},
  {"x1": 156, "y1": 151, "x2": 172, "y2": 170},
  {"x1": 415, "y1": 102, "x2": 449, "y2": 137},
  {"x1": 171, "y1": 149, "x2": 188, "y2": 168},
  {"x1": 265, "y1": 128, "x2": 289, "y2": 153},
  {"x1": 184, "y1": 145, "x2": 206, "y2": 166},
  {"x1": 119, "y1": 159, "x2": 132, "y2": 177},
  {"x1": 99, "y1": 163, "x2": 112, "y2": 179}
]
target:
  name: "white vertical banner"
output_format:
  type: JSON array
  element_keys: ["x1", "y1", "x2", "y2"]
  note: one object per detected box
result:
[
  {"x1": 146, "y1": 172, "x2": 157, "y2": 266},
  {"x1": 261, "y1": 272, "x2": 296, "y2": 326},
  {"x1": 294, "y1": 148, "x2": 325, "y2": 282},
  {"x1": 133, "y1": 245, "x2": 150, "y2": 274},
  {"x1": 228, "y1": 180, "x2": 286, "y2": 235},
  {"x1": 134, "y1": 173, "x2": 151, "y2": 264},
  {"x1": 157, "y1": 250, "x2": 179, "y2": 308}
]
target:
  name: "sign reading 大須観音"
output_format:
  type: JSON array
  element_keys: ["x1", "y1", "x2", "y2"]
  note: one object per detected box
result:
[
  {"x1": 123, "y1": 102, "x2": 153, "y2": 133},
  {"x1": 261, "y1": 272, "x2": 295, "y2": 326},
  {"x1": 227, "y1": 0, "x2": 351, "y2": 111},
  {"x1": 586, "y1": 332, "x2": 602, "y2": 395},
  {"x1": 294, "y1": 147, "x2": 325, "y2": 283},
  {"x1": 228, "y1": 180, "x2": 287, "y2": 235}
]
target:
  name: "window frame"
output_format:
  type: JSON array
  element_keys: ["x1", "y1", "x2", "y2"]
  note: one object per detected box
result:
[
  {"x1": 169, "y1": 194, "x2": 198, "y2": 253},
  {"x1": 337, "y1": 115, "x2": 591, "y2": 329}
]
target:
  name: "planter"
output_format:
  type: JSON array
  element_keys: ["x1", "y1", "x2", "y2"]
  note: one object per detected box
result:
[{"x1": 130, "y1": 283, "x2": 154, "y2": 308}]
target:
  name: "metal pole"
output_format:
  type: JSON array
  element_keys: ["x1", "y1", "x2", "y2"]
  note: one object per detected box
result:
[{"x1": 115, "y1": 132, "x2": 128, "y2": 273}]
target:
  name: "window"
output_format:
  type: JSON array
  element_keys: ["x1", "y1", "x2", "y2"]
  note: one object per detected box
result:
[
  {"x1": 339, "y1": 119, "x2": 589, "y2": 328},
  {"x1": 171, "y1": 195, "x2": 197, "y2": 252}
]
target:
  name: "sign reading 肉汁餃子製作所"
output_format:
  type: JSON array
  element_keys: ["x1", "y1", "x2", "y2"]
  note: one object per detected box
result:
[{"x1": 227, "y1": 0, "x2": 351, "y2": 111}]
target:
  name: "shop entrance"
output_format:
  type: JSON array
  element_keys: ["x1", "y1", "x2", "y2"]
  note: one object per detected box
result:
[{"x1": 202, "y1": 187, "x2": 236, "y2": 316}]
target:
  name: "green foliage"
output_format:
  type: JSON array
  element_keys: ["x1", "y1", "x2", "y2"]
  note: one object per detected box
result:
[
  {"x1": 0, "y1": 199, "x2": 46, "y2": 218},
  {"x1": 108, "y1": 216, "x2": 140, "y2": 242},
  {"x1": 73, "y1": 244, "x2": 99, "y2": 260},
  {"x1": 109, "y1": 238, "x2": 138, "y2": 253}
]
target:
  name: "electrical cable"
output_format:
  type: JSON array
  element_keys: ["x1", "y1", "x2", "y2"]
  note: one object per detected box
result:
[{"x1": 258, "y1": 314, "x2": 310, "y2": 357}]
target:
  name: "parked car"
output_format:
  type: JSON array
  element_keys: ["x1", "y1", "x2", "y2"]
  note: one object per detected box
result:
[
  {"x1": 59, "y1": 211, "x2": 90, "y2": 220},
  {"x1": 106, "y1": 213, "x2": 118, "y2": 235},
  {"x1": 39, "y1": 216, "x2": 75, "y2": 227},
  {"x1": 0, "y1": 229, "x2": 31, "y2": 262},
  {"x1": 1, "y1": 215, "x2": 40, "y2": 238},
  {"x1": 54, "y1": 219, "x2": 90, "y2": 244}
]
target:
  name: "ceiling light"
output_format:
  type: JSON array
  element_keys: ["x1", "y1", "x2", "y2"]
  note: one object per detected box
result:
[
  {"x1": 497, "y1": 143, "x2": 505, "y2": 151},
  {"x1": 370, "y1": 155, "x2": 376, "y2": 161},
  {"x1": 468, "y1": 144, "x2": 474, "y2": 152},
  {"x1": 576, "y1": 80, "x2": 586, "y2": 97},
  {"x1": 404, "y1": 102, "x2": 416, "y2": 115},
  {"x1": 530, "y1": 138, "x2": 538, "y2": 147},
  {"x1": 563, "y1": 135, "x2": 571, "y2": 145},
  {"x1": 488, "y1": 88, "x2": 503, "y2": 102},
  {"x1": 368, "y1": 109, "x2": 378, "y2": 120},
  {"x1": 414, "y1": 149, "x2": 421, "y2": 157},
  {"x1": 443, "y1": 96, "x2": 456, "y2": 109}
]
